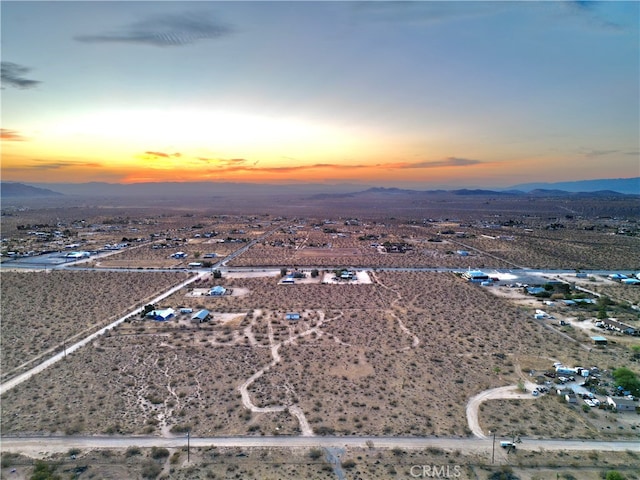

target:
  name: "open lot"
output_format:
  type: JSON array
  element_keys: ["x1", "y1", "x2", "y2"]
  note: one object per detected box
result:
[
  {"x1": 1, "y1": 194, "x2": 639, "y2": 478},
  {"x1": 0, "y1": 270, "x2": 188, "y2": 377},
  {"x1": 1, "y1": 272, "x2": 625, "y2": 441}
]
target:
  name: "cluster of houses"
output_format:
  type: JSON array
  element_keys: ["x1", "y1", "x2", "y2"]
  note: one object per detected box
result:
[
  {"x1": 103, "y1": 242, "x2": 128, "y2": 250},
  {"x1": 145, "y1": 307, "x2": 211, "y2": 323},
  {"x1": 594, "y1": 318, "x2": 637, "y2": 336},
  {"x1": 549, "y1": 363, "x2": 638, "y2": 412},
  {"x1": 608, "y1": 273, "x2": 640, "y2": 286}
]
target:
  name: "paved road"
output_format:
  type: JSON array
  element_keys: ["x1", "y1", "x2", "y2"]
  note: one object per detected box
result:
[{"x1": 0, "y1": 435, "x2": 637, "y2": 455}]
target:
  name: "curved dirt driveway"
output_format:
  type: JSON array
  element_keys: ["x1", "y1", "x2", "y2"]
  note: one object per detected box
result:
[{"x1": 466, "y1": 382, "x2": 538, "y2": 439}]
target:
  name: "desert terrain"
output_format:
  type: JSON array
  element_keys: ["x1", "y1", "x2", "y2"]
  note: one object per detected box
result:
[{"x1": 1, "y1": 191, "x2": 639, "y2": 479}]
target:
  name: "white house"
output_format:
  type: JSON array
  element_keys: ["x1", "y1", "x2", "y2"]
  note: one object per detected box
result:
[
  {"x1": 146, "y1": 308, "x2": 175, "y2": 321},
  {"x1": 210, "y1": 286, "x2": 226, "y2": 296}
]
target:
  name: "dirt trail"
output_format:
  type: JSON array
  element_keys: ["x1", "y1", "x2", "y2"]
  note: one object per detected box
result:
[
  {"x1": 370, "y1": 270, "x2": 421, "y2": 350},
  {"x1": 238, "y1": 311, "x2": 341, "y2": 437},
  {"x1": 466, "y1": 381, "x2": 538, "y2": 439}
]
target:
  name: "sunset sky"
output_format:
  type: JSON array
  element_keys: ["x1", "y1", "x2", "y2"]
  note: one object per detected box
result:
[{"x1": 1, "y1": 1, "x2": 638, "y2": 188}]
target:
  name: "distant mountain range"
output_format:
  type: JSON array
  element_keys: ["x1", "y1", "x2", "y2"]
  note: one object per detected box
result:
[
  {"x1": 0, "y1": 182, "x2": 63, "y2": 198},
  {"x1": 1, "y1": 176, "x2": 638, "y2": 199},
  {"x1": 508, "y1": 177, "x2": 639, "y2": 195}
]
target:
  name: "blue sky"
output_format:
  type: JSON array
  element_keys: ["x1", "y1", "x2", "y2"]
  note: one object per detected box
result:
[{"x1": 2, "y1": 1, "x2": 638, "y2": 187}]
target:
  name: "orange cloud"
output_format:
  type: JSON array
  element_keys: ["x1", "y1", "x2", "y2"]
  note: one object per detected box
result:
[
  {"x1": 1, "y1": 128, "x2": 26, "y2": 141},
  {"x1": 141, "y1": 151, "x2": 182, "y2": 160},
  {"x1": 21, "y1": 160, "x2": 103, "y2": 170},
  {"x1": 199, "y1": 157, "x2": 484, "y2": 175}
]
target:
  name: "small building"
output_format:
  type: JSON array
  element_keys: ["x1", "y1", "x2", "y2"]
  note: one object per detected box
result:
[
  {"x1": 285, "y1": 312, "x2": 301, "y2": 321},
  {"x1": 591, "y1": 336, "x2": 608, "y2": 346},
  {"x1": 608, "y1": 273, "x2": 628, "y2": 281},
  {"x1": 191, "y1": 309, "x2": 210, "y2": 323},
  {"x1": 210, "y1": 286, "x2": 226, "y2": 296},
  {"x1": 171, "y1": 252, "x2": 187, "y2": 259},
  {"x1": 556, "y1": 366, "x2": 577, "y2": 375},
  {"x1": 607, "y1": 397, "x2": 637, "y2": 412},
  {"x1": 574, "y1": 298, "x2": 596, "y2": 304},
  {"x1": 602, "y1": 319, "x2": 637, "y2": 335},
  {"x1": 456, "y1": 250, "x2": 469, "y2": 256},
  {"x1": 65, "y1": 251, "x2": 90, "y2": 259},
  {"x1": 622, "y1": 278, "x2": 640, "y2": 286},
  {"x1": 462, "y1": 270, "x2": 489, "y2": 282},
  {"x1": 281, "y1": 277, "x2": 295, "y2": 284},
  {"x1": 146, "y1": 308, "x2": 175, "y2": 321},
  {"x1": 340, "y1": 270, "x2": 355, "y2": 280},
  {"x1": 565, "y1": 393, "x2": 577, "y2": 404},
  {"x1": 180, "y1": 307, "x2": 193, "y2": 314},
  {"x1": 526, "y1": 286, "x2": 547, "y2": 296}
]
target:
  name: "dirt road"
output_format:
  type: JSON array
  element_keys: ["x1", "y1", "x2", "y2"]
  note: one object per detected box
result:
[
  {"x1": 0, "y1": 273, "x2": 205, "y2": 396},
  {"x1": 1, "y1": 435, "x2": 637, "y2": 458},
  {"x1": 466, "y1": 382, "x2": 539, "y2": 439}
]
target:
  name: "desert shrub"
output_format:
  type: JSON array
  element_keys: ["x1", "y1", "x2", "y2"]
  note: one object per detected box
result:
[
  {"x1": 141, "y1": 461, "x2": 162, "y2": 479},
  {"x1": 1, "y1": 453, "x2": 15, "y2": 468},
  {"x1": 315, "y1": 425, "x2": 335, "y2": 435},
  {"x1": 150, "y1": 447, "x2": 170, "y2": 459},
  {"x1": 308, "y1": 448, "x2": 323, "y2": 460},
  {"x1": 341, "y1": 459, "x2": 356, "y2": 469},
  {"x1": 125, "y1": 446, "x2": 142, "y2": 457},
  {"x1": 488, "y1": 467, "x2": 520, "y2": 480},
  {"x1": 169, "y1": 423, "x2": 191, "y2": 434},
  {"x1": 605, "y1": 472, "x2": 626, "y2": 480},
  {"x1": 391, "y1": 447, "x2": 405, "y2": 456},
  {"x1": 30, "y1": 461, "x2": 61, "y2": 480}
]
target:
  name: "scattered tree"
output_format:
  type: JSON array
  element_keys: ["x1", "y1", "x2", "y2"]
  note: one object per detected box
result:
[
  {"x1": 612, "y1": 367, "x2": 640, "y2": 396},
  {"x1": 30, "y1": 461, "x2": 61, "y2": 480},
  {"x1": 605, "y1": 471, "x2": 626, "y2": 480}
]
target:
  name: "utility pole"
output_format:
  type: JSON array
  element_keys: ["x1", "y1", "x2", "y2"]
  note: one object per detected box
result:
[{"x1": 491, "y1": 431, "x2": 496, "y2": 464}]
